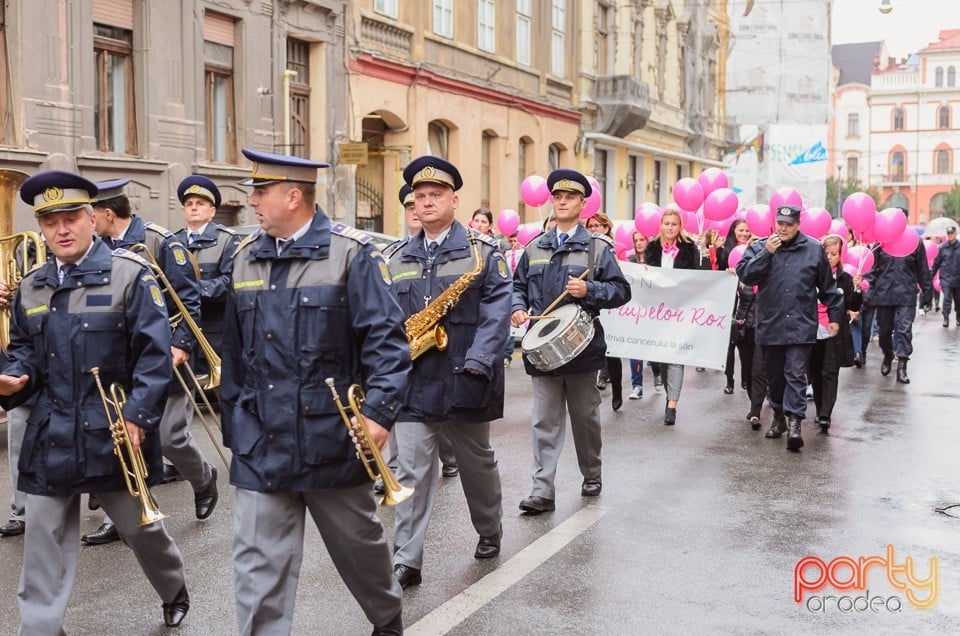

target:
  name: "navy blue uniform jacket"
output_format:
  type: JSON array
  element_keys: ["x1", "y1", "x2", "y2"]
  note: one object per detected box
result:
[
  {"x1": 864, "y1": 241, "x2": 933, "y2": 307},
  {"x1": 0, "y1": 239, "x2": 172, "y2": 495},
  {"x1": 220, "y1": 210, "x2": 411, "y2": 492}
]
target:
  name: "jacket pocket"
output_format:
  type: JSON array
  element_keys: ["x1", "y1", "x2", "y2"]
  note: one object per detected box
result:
[
  {"x1": 79, "y1": 405, "x2": 118, "y2": 478},
  {"x1": 17, "y1": 417, "x2": 45, "y2": 477},
  {"x1": 299, "y1": 389, "x2": 355, "y2": 465},
  {"x1": 225, "y1": 391, "x2": 262, "y2": 456},
  {"x1": 450, "y1": 356, "x2": 492, "y2": 409},
  {"x1": 81, "y1": 312, "x2": 127, "y2": 373}
]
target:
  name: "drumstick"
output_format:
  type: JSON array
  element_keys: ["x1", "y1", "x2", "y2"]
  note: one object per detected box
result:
[{"x1": 527, "y1": 269, "x2": 590, "y2": 320}]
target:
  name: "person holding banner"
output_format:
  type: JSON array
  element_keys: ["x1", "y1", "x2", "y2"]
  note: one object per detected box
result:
[
  {"x1": 736, "y1": 205, "x2": 843, "y2": 452},
  {"x1": 511, "y1": 170, "x2": 630, "y2": 513},
  {"x1": 643, "y1": 209, "x2": 701, "y2": 425}
]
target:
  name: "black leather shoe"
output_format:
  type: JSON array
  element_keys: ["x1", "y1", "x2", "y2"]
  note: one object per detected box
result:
[
  {"x1": 519, "y1": 495, "x2": 555, "y2": 514},
  {"x1": 82, "y1": 522, "x2": 120, "y2": 545},
  {"x1": 474, "y1": 526, "x2": 502, "y2": 559},
  {"x1": 441, "y1": 464, "x2": 459, "y2": 478},
  {"x1": 611, "y1": 396, "x2": 623, "y2": 411},
  {"x1": 162, "y1": 463, "x2": 185, "y2": 484},
  {"x1": 87, "y1": 493, "x2": 100, "y2": 511},
  {"x1": 880, "y1": 353, "x2": 894, "y2": 376},
  {"x1": 162, "y1": 586, "x2": 190, "y2": 627},
  {"x1": 853, "y1": 352, "x2": 863, "y2": 368},
  {"x1": 786, "y1": 417, "x2": 804, "y2": 452},
  {"x1": 765, "y1": 410, "x2": 786, "y2": 439},
  {"x1": 194, "y1": 466, "x2": 218, "y2": 520},
  {"x1": 896, "y1": 358, "x2": 910, "y2": 384},
  {"x1": 944, "y1": 318, "x2": 950, "y2": 328},
  {"x1": 581, "y1": 478, "x2": 602, "y2": 497},
  {"x1": 749, "y1": 416, "x2": 761, "y2": 431},
  {"x1": 818, "y1": 416, "x2": 830, "y2": 433},
  {"x1": 724, "y1": 379, "x2": 734, "y2": 394},
  {"x1": 372, "y1": 611, "x2": 403, "y2": 636},
  {"x1": 664, "y1": 407, "x2": 677, "y2": 425},
  {"x1": 394, "y1": 563, "x2": 422, "y2": 589},
  {"x1": 0, "y1": 519, "x2": 25, "y2": 537}
]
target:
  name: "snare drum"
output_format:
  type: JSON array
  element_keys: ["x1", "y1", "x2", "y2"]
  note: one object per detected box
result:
[{"x1": 521, "y1": 304, "x2": 595, "y2": 372}]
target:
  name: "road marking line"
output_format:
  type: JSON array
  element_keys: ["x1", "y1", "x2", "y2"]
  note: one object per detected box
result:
[{"x1": 407, "y1": 506, "x2": 607, "y2": 635}]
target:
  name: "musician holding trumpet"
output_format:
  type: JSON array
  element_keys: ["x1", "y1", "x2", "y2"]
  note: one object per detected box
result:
[
  {"x1": 0, "y1": 170, "x2": 190, "y2": 632},
  {"x1": 221, "y1": 149, "x2": 410, "y2": 635}
]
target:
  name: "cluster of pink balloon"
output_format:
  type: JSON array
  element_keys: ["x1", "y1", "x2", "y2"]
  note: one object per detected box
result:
[
  {"x1": 841, "y1": 194, "x2": 921, "y2": 258},
  {"x1": 497, "y1": 174, "x2": 609, "y2": 247},
  {"x1": 923, "y1": 240, "x2": 942, "y2": 292}
]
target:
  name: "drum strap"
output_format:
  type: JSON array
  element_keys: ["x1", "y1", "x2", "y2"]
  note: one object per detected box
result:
[{"x1": 587, "y1": 237, "x2": 597, "y2": 282}]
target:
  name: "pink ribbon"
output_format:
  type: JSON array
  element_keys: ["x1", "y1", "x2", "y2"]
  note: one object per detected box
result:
[{"x1": 662, "y1": 243, "x2": 679, "y2": 259}]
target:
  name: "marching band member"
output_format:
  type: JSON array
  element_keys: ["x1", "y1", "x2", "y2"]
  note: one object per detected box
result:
[
  {"x1": 0, "y1": 170, "x2": 190, "y2": 632},
  {"x1": 386, "y1": 155, "x2": 509, "y2": 589},
  {"x1": 84, "y1": 179, "x2": 218, "y2": 545},
  {"x1": 511, "y1": 169, "x2": 630, "y2": 513},
  {"x1": 221, "y1": 149, "x2": 408, "y2": 635}
]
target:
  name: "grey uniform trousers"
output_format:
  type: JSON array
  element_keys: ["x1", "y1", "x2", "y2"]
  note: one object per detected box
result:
[
  {"x1": 18, "y1": 490, "x2": 185, "y2": 636},
  {"x1": 529, "y1": 372, "x2": 602, "y2": 499},
  {"x1": 393, "y1": 419, "x2": 502, "y2": 570},
  {"x1": 6, "y1": 406, "x2": 28, "y2": 522},
  {"x1": 233, "y1": 486, "x2": 402, "y2": 636}
]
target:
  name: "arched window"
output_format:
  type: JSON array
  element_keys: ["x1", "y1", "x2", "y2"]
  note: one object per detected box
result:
[
  {"x1": 426, "y1": 121, "x2": 449, "y2": 159},
  {"x1": 892, "y1": 108, "x2": 905, "y2": 131},
  {"x1": 936, "y1": 67, "x2": 944, "y2": 87},
  {"x1": 931, "y1": 192, "x2": 947, "y2": 215},
  {"x1": 936, "y1": 149, "x2": 951, "y2": 174},
  {"x1": 481, "y1": 131, "x2": 493, "y2": 208},
  {"x1": 939, "y1": 105, "x2": 951, "y2": 129},
  {"x1": 548, "y1": 143, "x2": 562, "y2": 172},
  {"x1": 950, "y1": 67, "x2": 957, "y2": 87},
  {"x1": 890, "y1": 151, "x2": 905, "y2": 181}
]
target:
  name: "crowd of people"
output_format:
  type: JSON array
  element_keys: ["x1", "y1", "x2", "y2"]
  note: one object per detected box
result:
[{"x1": 0, "y1": 152, "x2": 949, "y2": 635}]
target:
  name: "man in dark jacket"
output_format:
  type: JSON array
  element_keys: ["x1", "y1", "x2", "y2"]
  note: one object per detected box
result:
[
  {"x1": 864, "y1": 211, "x2": 933, "y2": 384},
  {"x1": 0, "y1": 170, "x2": 189, "y2": 632},
  {"x1": 511, "y1": 169, "x2": 631, "y2": 511},
  {"x1": 737, "y1": 205, "x2": 843, "y2": 451},
  {"x1": 386, "y1": 156, "x2": 510, "y2": 589},
  {"x1": 221, "y1": 149, "x2": 409, "y2": 635},
  {"x1": 931, "y1": 225, "x2": 960, "y2": 327}
]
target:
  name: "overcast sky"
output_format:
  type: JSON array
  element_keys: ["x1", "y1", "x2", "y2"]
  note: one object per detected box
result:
[{"x1": 832, "y1": 0, "x2": 960, "y2": 59}]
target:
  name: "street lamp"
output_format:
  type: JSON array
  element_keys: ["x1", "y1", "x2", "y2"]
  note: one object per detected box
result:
[
  {"x1": 836, "y1": 165, "x2": 843, "y2": 217},
  {"x1": 879, "y1": 0, "x2": 893, "y2": 14}
]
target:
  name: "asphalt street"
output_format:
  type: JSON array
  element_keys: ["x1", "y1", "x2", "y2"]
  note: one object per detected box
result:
[{"x1": 0, "y1": 313, "x2": 958, "y2": 635}]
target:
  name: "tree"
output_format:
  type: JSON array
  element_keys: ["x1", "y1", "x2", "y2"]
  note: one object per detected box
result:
[
  {"x1": 939, "y1": 181, "x2": 960, "y2": 218},
  {"x1": 826, "y1": 177, "x2": 880, "y2": 217}
]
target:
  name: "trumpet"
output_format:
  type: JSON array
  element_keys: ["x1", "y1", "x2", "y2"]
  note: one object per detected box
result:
[
  {"x1": 325, "y1": 378, "x2": 413, "y2": 506},
  {"x1": 90, "y1": 367, "x2": 167, "y2": 526}
]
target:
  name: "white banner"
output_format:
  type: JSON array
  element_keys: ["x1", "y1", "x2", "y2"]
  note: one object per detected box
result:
[{"x1": 600, "y1": 263, "x2": 739, "y2": 370}]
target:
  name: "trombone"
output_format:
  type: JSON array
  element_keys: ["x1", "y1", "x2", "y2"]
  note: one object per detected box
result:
[
  {"x1": 127, "y1": 243, "x2": 229, "y2": 468},
  {"x1": 90, "y1": 366, "x2": 167, "y2": 526},
  {"x1": 325, "y1": 378, "x2": 413, "y2": 506}
]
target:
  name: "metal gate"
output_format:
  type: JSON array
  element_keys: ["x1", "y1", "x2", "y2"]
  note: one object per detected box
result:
[{"x1": 355, "y1": 177, "x2": 383, "y2": 233}]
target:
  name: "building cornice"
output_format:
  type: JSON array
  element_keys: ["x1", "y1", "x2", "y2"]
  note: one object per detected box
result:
[{"x1": 349, "y1": 53, "x2": 581, "y2": 125}]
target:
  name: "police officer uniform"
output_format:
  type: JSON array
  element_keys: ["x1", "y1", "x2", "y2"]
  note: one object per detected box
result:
[
  {"x1": 737, "y1": 205, "x2": 844, "y2": 450},
  {"x1": 386, "y1": 156, "x2": 510, "y2": 588},
  {"x1": 0, "y1": 171, "x2": 189, "y2": 633},
  {"x1": 85, "y1": 180, "x2": 217, "y2": 544},
  {"x1": 932, "y1": 226, "x2": 960, "y2": 327},
  {"x1": 221, "y1": 149, "x2": 407, "y2": 635},
  {"x1": 173, "y1": 175, "x2": 241, "y2": 375},
  {"x1": 512, "y1": 170, "x2": 631, "y2": 513}
]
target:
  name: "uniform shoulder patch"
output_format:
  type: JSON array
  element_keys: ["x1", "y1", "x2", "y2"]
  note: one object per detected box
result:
[
  {"x1": 331, "y1": 222, "x2": 372, "y2": 245},
  {"x1": 470, "y1": 231, "x2": 499, "y2": 248},
  {"x1": 591, "y1": 233, "x2": 615, "y2": 247},
  {"x1": 112, "y1": 248, "x2": 151, "y2": 269},
  {"x1": 171, "y1": 245, "x2": 188, "y2": 266},
  {"x1": 144, "y1": 222, "x2": 175, "y2": 239},
  {"x1": 369, "y1": 250, "x2": 393, "y2": 285},
  {"x1": 492, "y1": 252, "x2": 510, "y2": 280}
]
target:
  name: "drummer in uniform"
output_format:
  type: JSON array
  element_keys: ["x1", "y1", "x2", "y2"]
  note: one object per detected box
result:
[{"x1": 510, "y1": 169, "x2": 630, "y2": 514}]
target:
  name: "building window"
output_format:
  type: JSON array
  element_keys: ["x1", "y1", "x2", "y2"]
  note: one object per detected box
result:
[
  {"x1": 936, "y1": 67, "x2": 944, "y2": 87},
  {"x1": 478, "y1": 0, "x2": 495, "y2": 53},
  {"x1": 373, "y1": 0, "x2": 398, "y2": 18},
  {"x1": 94, "y1": 24, "x2": 138, "y2": 154},
  {"x1": 548, "y1": 143, "x2": 561, "y2": 172},
  {"x1": 594, "y1": 149, "x2": 608, "y2": 199},
  {"x1": 551, "y1": 0, "x2": 566, "y2": 77},
  {"x1": 516, "y1": 0, "x2": 532, "y2": 66},
  {"x1": 847, "y1": 113, "x2": 859, "y2": 137},
  {"x1": 518, "y1": 137, "x2": 530, "y2": 218},
  {"x1": 892, "y1": 107, "x2": 905, "y2": 131},
  {"x1": 653, "y1": 159, "x2": 664, "y2": 205},
  {"x1": 427, "y1": 121, "x2": 448, "y2": 159},
  {"x1": 596, "y1": 2, "x2": 612, "y2": 76},
  {"x1": 0, "y1": 3, "x2": 13, "y2": 145},
  {"x1": 891, "y1": 151, "x2": 905, "y2": 181},
  {"x1": 950, "y1": 67, "x2": 957, "y2": 87},
  {"x1": 481, "y1": 132, "x2": 492, "y2": 209},
  {"x1": 846, "y1": 156, "x2": 858, "y2": 181},
  {"x1": 627, "y1": 155, "x2": 639, "y2": 214},
  {"x1": 433, "y1": 0, "x2": 453, "y2": 38},
  {"x1": 938, "y1": 105, "x2": 951, "y2": 129},
  {"x1": 204, "y1": 12, "x2": 237, "y2": 164},
  {"x1": 936, "y1": 149, "x2": 950, "y2": 174},
  {"x1": 286, "y1": 38, "x2": 311, "y2": 158}
]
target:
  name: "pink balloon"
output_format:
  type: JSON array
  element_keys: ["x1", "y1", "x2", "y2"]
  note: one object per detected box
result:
[
  {"x1": 634, "y1": 202, "x2": 663, "y2": 238},
  {"x1": 682, "y1": 208, "x2": 702, "y2": 234},
  {"x1": 711, "y1": 214, "x2": 737, "y2": 237},
  {"x1": 703, "y1": 188, "x2": 739, "y2": 221},
  {"x1": 842, "y1": 263, "x2": 858, "y2": 278},
  {"x1": 745, "y1": 203, "x2": 774, "y2": 238},
  {"x1": 933, "y1": 272, "x2": 942, "y2": 293},
  {"x1": 859, "y1": 279, "x2": 870, "y2": 291},
  {"x1": 925, "y1": 240, "x2": 939, "y2": 266},
  {"x1": 582, "y1": 189, "x2": 602, "y2": 218},
  {"x1": 698, "y1": 168, "x2": 729, "y2": 197},
  {"x1": 880, "y1": 226, "x2": 920, "y2": 258},
  {"x1": 496, "y1": 209, "x2": 520, "y2": 237},
  {"x1": 587, "y1": 176, "x2": 601, "y2": 196},
  {"x1": 726, "y1": 244, "x2": 748, "y2": 269},
  {"x1": 517, "y1": 225, "x2": 540, "y2": 247},
  {"x1": 673, "y1": 178, "x2": 705, "y2": 211},
  {"x1": 873, "y1": 207, "x2": 908, "y2": 244},
  {"x1": 845, "y1": 245, "x2": 875, "y2": 275},
  {"x1": 829, "y1": 219, "x2": 850, "y2": 241},
  {"x1": 768, "y1": 187, "x2": 803, "y2": 217},
  {"x1": 614, "y1": 223, "x2": 633, "y2": 247},
  {"x1": 841, "y1": 192, "x2": 878, "y2": 233},
  {"x1": 520, "y1": 175, "x2": 550, "y2": 207},
  {"x1": 800, "y1": 206, "x2": 832, "y2": 239}
]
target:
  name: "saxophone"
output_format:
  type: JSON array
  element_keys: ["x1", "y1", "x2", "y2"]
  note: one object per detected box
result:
[{"x1": 405, "y1": 236, "x2": 483, "y2": 361}]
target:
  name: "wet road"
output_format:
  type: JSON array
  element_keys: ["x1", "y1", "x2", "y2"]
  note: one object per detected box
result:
[{"x1": 0, "y1": 314, "x2": 958, "y2": 634}]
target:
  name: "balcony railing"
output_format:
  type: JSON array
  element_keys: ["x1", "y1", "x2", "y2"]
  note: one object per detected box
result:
[{"x1": 591, "y1": 75, "x2": 652, "y2": 138}]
